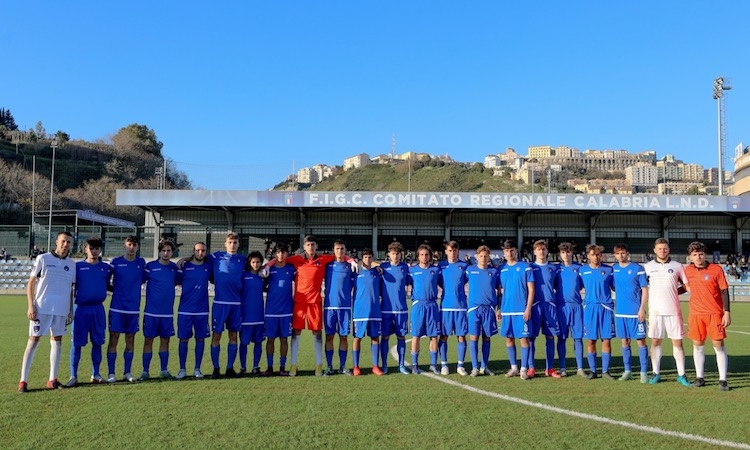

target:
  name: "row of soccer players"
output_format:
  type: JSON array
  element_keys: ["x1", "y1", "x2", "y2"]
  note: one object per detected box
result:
[{"x1": 19, "y1": 231, "x2": 730, "y2": 392}]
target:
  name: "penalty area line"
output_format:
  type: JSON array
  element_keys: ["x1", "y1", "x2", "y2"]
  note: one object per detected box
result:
[{"x1": 391, "y1": 340, "x2": 749, "y2": 450}]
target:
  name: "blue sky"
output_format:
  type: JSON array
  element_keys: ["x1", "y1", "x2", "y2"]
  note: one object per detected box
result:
[{"x1": 3, "y1": 1, "x2": 749, "y2": 190}]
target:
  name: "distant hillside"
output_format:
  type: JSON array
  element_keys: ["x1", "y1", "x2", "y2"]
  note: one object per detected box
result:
[{"x1": 274, "y1": 161, "x2": 582, "y2": 193}]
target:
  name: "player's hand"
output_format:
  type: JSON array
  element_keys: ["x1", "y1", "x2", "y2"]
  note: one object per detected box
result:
[
  {"x1": 722, "y1": 311, "x2": 731, "y2": 328},
  {"x1": 495, "y1": 310, "x2": 502, "y2": 321},
  {"x1": 523, "y1": 309, "x2": 530, "y2": 322},
  {"x1": 175, "y1": 257, "x2": 191, "y2": 269},
  {"x1": 350, "y1": 260, "x2": 359, "y2": 273},
  {"x1": 637, "y1": 308, "x2": 645, "y2": 323},
  {"x1": 66, "y1": 312, "x2": 73, "y2": 325},
  {"x1": 259, "y1": 266, "x2": 270, "y2": 279},
  {"x1": 375, "y1": 266, "x2": 383, "y2": 275},
  {"x1": 27, "y1": 305, "x2": 37, "y2": 321}
]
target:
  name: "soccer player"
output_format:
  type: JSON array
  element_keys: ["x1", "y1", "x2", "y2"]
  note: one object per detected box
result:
[
  {"x1": 176, "y1": 242, "x2": 211, "y2": 380},
  {"x1": 466, "y1": 245, "x2": 500, "y2": 377},
  {"x1": 643, "y1": 238, "x2": 690, "y2": 386},
  {"x1": 380, "y1": 241, "x2": 410, "y2": 374},
  {"x1": 409, "y1": 244, "x2": 442, "y2": 374},
  {"x1": 579, "y1": 244, "x2": 615, "y2": 380},
  {"x1": 19, "y1": 231, "x2": 76, "y2": 392},
  {"x1": 263, "y1": 246, "x2": 296, "y2": 376},
  {"x1": 107, "y1": 235, "x2": 146, "y2": 383},
  {"x1": 323, "y1": 240, "x2": 356, "y2": 375},
  {"x1": 240, "y1": 251, "x2": 266, "y2": 376},
  {"x1": 498, "y1": 239, "x2": 534, "y2": 380},
  {"x1": 612, "y1": 243, "x2": 649, "y2": 382},
  {"x1": 209, "y1": 232, "x2": 246, "y2": 379},
  {"x1": 438, "y1": 241, "x2": 469, "y2": 376},
  {"x1": 555, "y1": 242, "x2": 585, "y2": 377},
  {"x1": 352, "y1": 248, "x2": 384, "y2": 376},
  {"x1": 684, "y1": 241, "x2": 731, "y2": 391},
  {"x1": 529, "y1": 239, "x2": 561, "y2": 378},
  {"x1": 140, "y1": 240, "x2": 180, "y2": 380},
  {"x1": 285, "y1": 235, "x2": 345, "y2": 376},
  {"x1": 66, "y1": 237, "x2": 112, "y2": 387}
]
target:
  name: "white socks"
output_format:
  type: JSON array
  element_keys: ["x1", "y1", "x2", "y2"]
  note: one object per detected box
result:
[
  {"x1": 20, "y1": 339, "x2": 40, "y2": 382},
  {"x1": 650, "y1": 345, "x2": 662, "y2": 374},
  {"x1": 693, "y1": 345, "x2": 705, "y2": 379},
  {"x1": 290, "y1": 335, "x2": 300, "y2": 365},
  {"x1": 714, "y1": 344, "x2": 728, "y2": 381},
  {"x1": 673, "y1": 345, "x2": 686, "y2": 376},
  {"x1": 313, "y1": 334, "x2": 323, "y2": 365},
  {"x1": 50, "y1": 340, "x2": 62, "y2": 380}
]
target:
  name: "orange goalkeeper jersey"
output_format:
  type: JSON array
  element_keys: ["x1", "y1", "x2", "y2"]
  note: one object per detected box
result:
[
  {"x1": 685, "y1": 263, "x2": 728, "y2": 315},
  {"x1": 286, "y1": 254, "x2": 336, "y2": 304}
]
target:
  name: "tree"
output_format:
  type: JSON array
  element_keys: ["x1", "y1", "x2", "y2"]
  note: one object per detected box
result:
[
  {"x1": 55, "y1": 130, "x2": 70, "y2": 144},
  {"x1": 35, "y1": 121, "x2": 46, "y2": 140},
  {"x1": 0, "y1": 108, "x2": 18, "y2": 130},
  {"x1": 112, "y1": 123, "x2": 164, "y2": 157}
]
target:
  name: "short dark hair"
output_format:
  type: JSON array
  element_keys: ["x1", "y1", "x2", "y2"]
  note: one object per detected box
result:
[
  {"x1": 159, "y1": 240, "x2": 175, "y2": 251},
  {"x1": 688, "y1": 241, "x2": 707, "y2": 254},
  {"x1": 125, "y1": 235, "x2": 139, "y2": 244},
  {"x1": 388, "y1": 241, "x2": 404, "y2": 253},
  {"x1": 502, "y1": 239, "x2": 517, "y2": 249},
  {"x1": 304, "y1": 235, "x2": 317, "y2": 243},
  {"x1": 86, "y1": 237, "x2": 103, "y2": 248},
  {"x1": 613, "y1": 243, "x2": 628, "y2": 252},
  {"x1": 444, "y1": 240, "x2": 459, "y2": 250},
  {"x1": 57, "y1": 231, "x2": 73, "y2": 238},
  {"x1": 361, "y1": 248, "x2": 373, "y2": 257},
  {"x1": 558, "y1": 242, "x2": 572, "y2": 252}
]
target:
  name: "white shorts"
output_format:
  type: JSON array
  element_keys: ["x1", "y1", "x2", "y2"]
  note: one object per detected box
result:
[
  {"x1": 29, "y1": 314, "x2": 68, "y2": 337},
  {"x1": 647, "y1": 315, "x2": 684, "y2": 340}
]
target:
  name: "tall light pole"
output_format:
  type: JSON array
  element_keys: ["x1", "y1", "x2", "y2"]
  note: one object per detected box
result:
[
  {"x1": 713, "y1": 76, "x2": 731, "y2": 195},
  {"x1": 47, "y1": 139, "x2": 58, "y2": 250}
]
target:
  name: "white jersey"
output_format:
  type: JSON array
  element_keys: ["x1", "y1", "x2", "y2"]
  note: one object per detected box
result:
[
  {"x1": 643, "y1": 259, "x2": 686, "y2": 317},
  {"x1": 29, "y1": 252, "x2": 76, "y2": 316}
]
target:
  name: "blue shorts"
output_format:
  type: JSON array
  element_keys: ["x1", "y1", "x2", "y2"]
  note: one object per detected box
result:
[
  {"x1": 529, "y1": 303, "x2": 542, "y2": 337},
  {"x1": 265, "y1": 316, "x2": 293, "y2": 339},
  {"x1": 143, "y1": 315, "x2": 175, "y2": 339},
  {"x1": 441, "y1": 310, "x2": 468, "y2": 336},
  {"x1": 615, "y1": 316, "x2": 647, "y2": 340},
  {"x1": 212, "y1": 303, "x2": 242, "y2": 333},
  {"x1": 583, "y1": 304, "x2": 615, "y2": 340},
  {"x1": 108, "y1": 310, "x2": 139, "y2": 334},
  {"x1": 559, "y1": 303, "x2": 583, "y2": 339},
  {"x1": 539, "y1": 302, "x2": 560, "y2": 337},
  {"x1": 73, "y1": 304, "x2": 106, "y2": 346},
  {"x1": 382, "y1": 312, "x2": 408, "y2": 337},
  {"x1": 324, "y1": 308, "x2": 351, "y2": 336},
  {"x1": 353, "y1": 320, "x2": 381, "y2": 339},
  {"x1": 410, "y1": 301, "x2": 441, "y2": 338},
  {"x1": 499, "y1": 314, "x2": 531, "y2": 338},
  {"x1": 468, "y1": 305, "x2": 497, "y2": 338},
  {"x1": 240, "y1": 324, "x2": 265, "y2": 345},
  {"x1": 177, "y1": 313, "x2": 210, "y2": 340}
]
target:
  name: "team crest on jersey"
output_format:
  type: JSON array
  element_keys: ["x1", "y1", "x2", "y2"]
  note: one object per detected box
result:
[
  {"x1": 668, "y1": 269, "x2": 674, "y2": 274},
  {"x1": 430, "y1": 269, "x2": 436, "y2": 275},
  {"x1": 705, "y1": 275, "x2": 710, "y2": 280},
  {"x1": 64, "y1": 266, "x2": 70, "y2": 271},
  {"x1": 516, "y1": 267, "x2": 520, "y2": 272},
  {"x1": 601, "y1": 270, "x2": 606, "y2": 275},
  {"x1": 628, "y1": 270, "x2": 632, "y2": 275}
]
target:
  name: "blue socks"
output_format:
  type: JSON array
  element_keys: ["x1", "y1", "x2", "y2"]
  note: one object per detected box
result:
[
  {"x1": 159, "y1": 351, "x2": 169, "y2": 371},
  {"x1": 179, "y1": 341, "x2": 188, "y2": 370},
  {"x1": 622, "y1": 346, "x2": 632, "y2": 372},
  {"x1": 481, "y1": 340, "x2": 490, "y2": 369},
  {"x1": 470, "y1": 340, "x2": 480, "y2": 369}
]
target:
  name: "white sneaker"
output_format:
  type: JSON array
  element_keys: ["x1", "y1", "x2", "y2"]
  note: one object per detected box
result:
[
  {"x1": 480, "y1": 367, "x2": 495, "y2": 376},
  {"x1": 505, "y1": 368, "x2": 520, "y2": 378},
  {"x1": 106, "y1": 373, "x2": 117, "y2": 383},
  {"x1": 65, "y1": 376, "x2": 78, "y2": 388},
  {"x1": 175, "y1": 369, "x2": 187, "y2": 380},
  {"x1": 457, "y1": 366, "x2": 468, "y2": 376},
  {"x1": 193, "y1": 369, "x2": 204, "y2": 379},
  {"x1": 470, "y1": 368, "x2": 480, "y2": 377},
  {"x1": 520, "y1": 369, "x2": 529, "y2": 380},
  {"x1": 440, "y1": 365, "x2": 450, "y2": 375},
  {"x1": 124, "y1": 373, "x2": 137, "y2": 383}
]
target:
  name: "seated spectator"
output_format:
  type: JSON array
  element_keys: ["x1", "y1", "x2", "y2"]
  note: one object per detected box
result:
[
  {"x1": 727, "y1": 263, "x2": 740, "y2": 280},
  {"x1": 740, "y1": 257, "x2": 749, "y2": 274},
  {"x1": 0, "y1": 247, "x2": 8, "y2": 262}
]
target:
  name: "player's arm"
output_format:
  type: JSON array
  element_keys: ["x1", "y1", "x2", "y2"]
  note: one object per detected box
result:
[
  {"x1": 26, "y1": 275, "x2": 37, "y2": 320},
  {"x1": 638, "y1": 286, "x2": 648, "y2": 322},
  {"x1": 524, "y1": 281, "x2": 535, "y2": 321},
  {"x1": 67, "y1": 282, "x2": 75, "y2": 325}
]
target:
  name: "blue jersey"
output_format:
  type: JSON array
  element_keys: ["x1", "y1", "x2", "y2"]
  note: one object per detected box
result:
[
  {"x1": 579, "y1": 264, "x2": 614, "y2": 306},
  {"x1": 144, "y1": 260, "x2": 180, "y2": 315},
  {"x1": 324, "y1": 261, "x2": 355, "y2": 308},
  {"x1": 178, "y1": 261, "x2": 211, "y2": 314},
  {"x1": 438, "y1": 260, "x2": 468, "y2": 310},
  {"x1": 241, "y1": 270, "x2": 265, "y2": 324},
  {"x1": 555, "y1": 263, "x2": 583, "y2": 304},
  {"x1": 499, "y1": 261, "x2": 533, "y2": 314},
  {"x1": 531, "y1": 262, "x2": 557, "y2": 306},
  {"x1": 612, "y1": 262, "x2": 647, "y2": 315},
  {"x1": 353, "y1": 267, "x2": 382, "y2": 320},
  {"x1": 380, "y1": 261, "x2": 410, "y2": 313},
  {"x1": 110, "y1": 256, "x2": 146, "y2": 313},
  {"x1": 74, "y1": 260, "x2": 112, "y2": 306},
  {"x1": 266, "y1": 263, "x2": 296, "y2": 316},
  {"x1": 409, "y1": 264, "x2": 441, "y2": 303},
  {"x1": 209, "y1": 252, "x2": 245, "y2": 305},
  {"x1": 466, "y1": 265, "x2": 500, "y2": 308}
]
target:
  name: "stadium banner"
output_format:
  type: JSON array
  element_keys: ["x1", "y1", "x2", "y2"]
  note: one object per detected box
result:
[{"x1": 117, "y1": 190, "x2": 750, "y2": 213}]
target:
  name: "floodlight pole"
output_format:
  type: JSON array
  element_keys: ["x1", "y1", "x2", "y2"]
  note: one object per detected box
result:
[{"x1": 713, "y1": 77, "x2": 731, "y2": 196}]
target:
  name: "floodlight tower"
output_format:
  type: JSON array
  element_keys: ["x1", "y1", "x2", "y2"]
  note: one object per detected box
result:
[{"x1": 713, "y1": 77, "x2": 731, "y2": 195}]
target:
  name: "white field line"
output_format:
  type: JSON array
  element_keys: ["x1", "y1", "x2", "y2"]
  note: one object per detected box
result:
[{"x1": 390, "y1": 340, "x2": 750, "y2": 450}]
